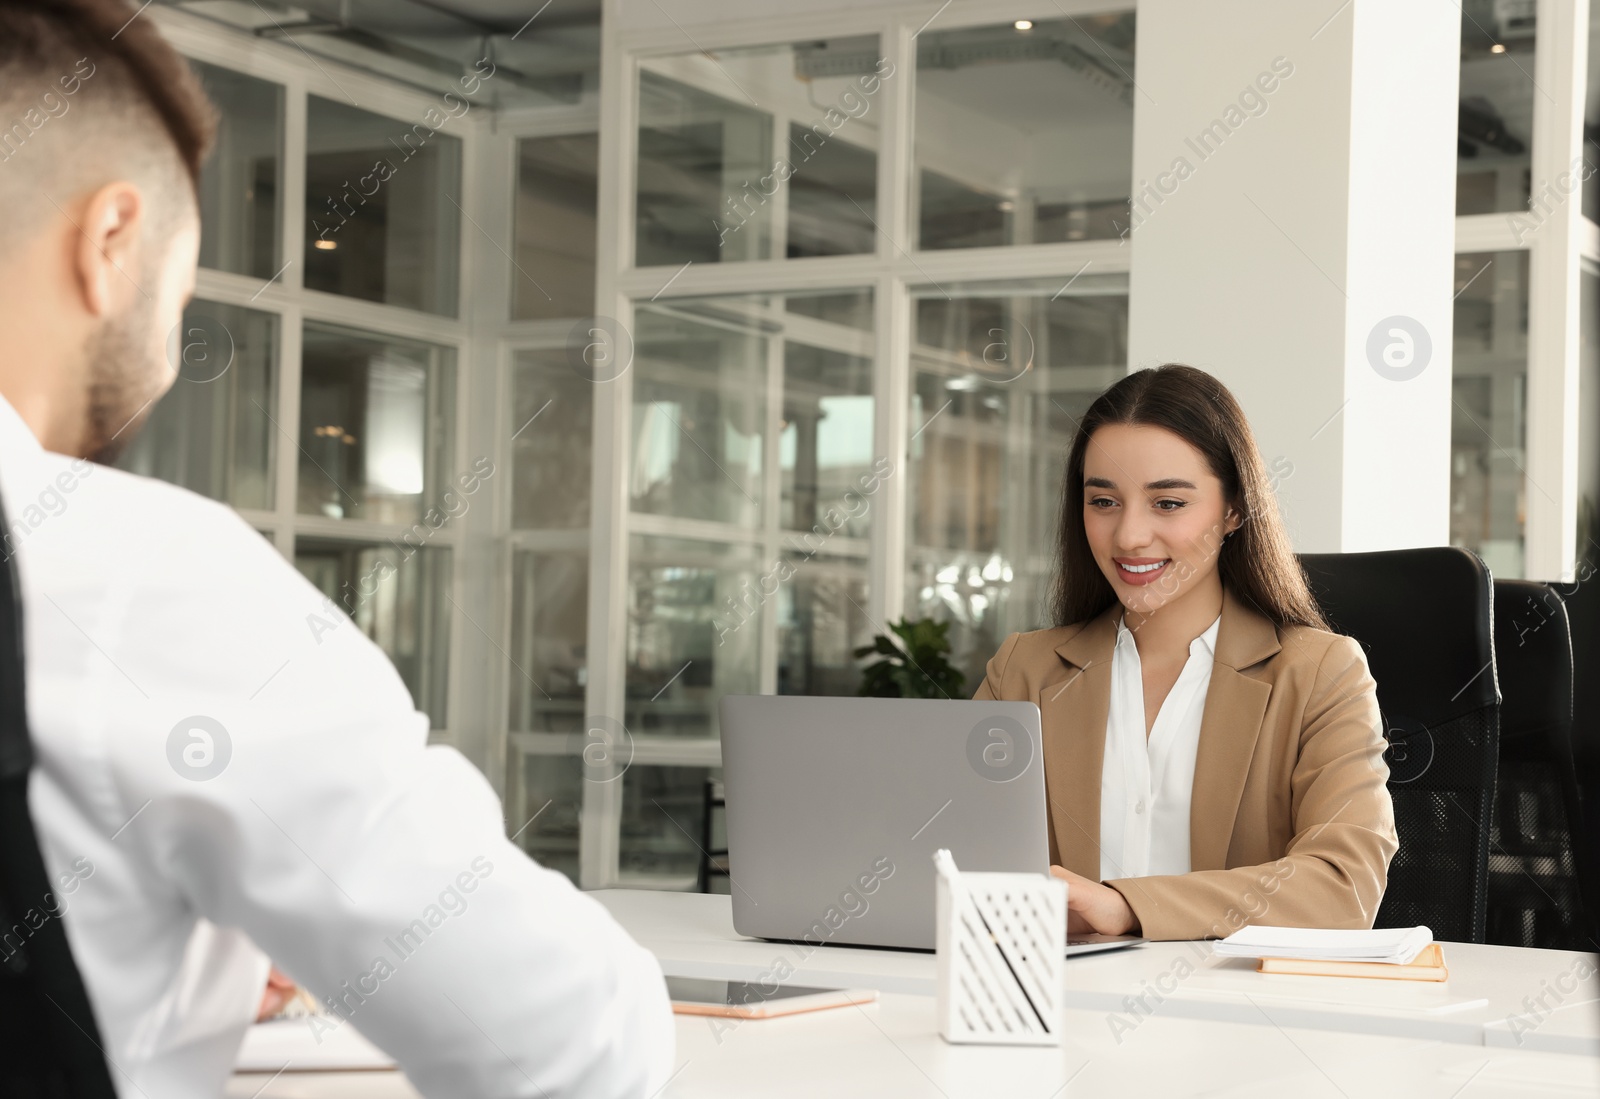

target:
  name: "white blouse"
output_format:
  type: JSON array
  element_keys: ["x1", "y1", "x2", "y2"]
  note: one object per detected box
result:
[{"x1": 1099, "y1": 610, "x2": 1223, "y2": 882}]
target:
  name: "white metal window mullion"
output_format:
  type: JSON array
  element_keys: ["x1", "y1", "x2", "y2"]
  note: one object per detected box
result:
[
  {"x1": 270, "y1": 307, "x2": 301, "y2": 563},
  {"x1": 1525, "y1": 0, "x2": 1590, "y2": 581},
  {"x1": 757, "y1": 307, "x2": 784, "y2": 697},
  {"x1": 490, "y1": 332, "x2": 522, "y2": 801},
  {"x1": 611, "y1": 0, "x2": 1104, "y2": 58},
  {"x1": 870, "y1": 15, "x2": 916, "y2": 631},
  {"x1": 582, "y1": 1, "x2": 638, "y2": 889},
  {"x1": 767, "y1": 95, "x2": 793, "y2": 274},
  {"x1": 272, "y1": 69, "x2": 310, "y2": 561},
  {"x1": 296, "y1": 292, "x2": 473, "y2": 344},
  {"x1": 617, "y1": 238, "x2": 1128, "y2": 304},
  {"x1": 1455, "y1": 213, "x2": 1532, "y2": 253},
  {"x1": 440, "y1": 114, "x2": 492, "y2": 758}
]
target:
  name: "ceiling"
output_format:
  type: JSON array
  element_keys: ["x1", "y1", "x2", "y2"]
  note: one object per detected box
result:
[{"x1": 162, "y1": 0, "x2": 604, "y2": 107}]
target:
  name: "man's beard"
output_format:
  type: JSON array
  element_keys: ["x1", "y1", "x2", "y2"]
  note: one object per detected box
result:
[{"x1": 82, "y1": 303, "x2": 164, "y2": 467}]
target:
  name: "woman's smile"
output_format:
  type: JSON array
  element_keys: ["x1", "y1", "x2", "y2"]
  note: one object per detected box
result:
[{"x1": 1114, "y1": 557, "x2": 1171, "y2": 585}]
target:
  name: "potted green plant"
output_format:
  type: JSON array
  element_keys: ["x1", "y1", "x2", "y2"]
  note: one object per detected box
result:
[{"x1": 853, "y1": 617, "x2": 967, "y2": 699}]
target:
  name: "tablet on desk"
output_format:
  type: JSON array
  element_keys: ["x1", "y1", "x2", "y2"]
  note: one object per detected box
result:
[{"x1": 666, "y1": 977, "x2": 878, "y2": 1019}]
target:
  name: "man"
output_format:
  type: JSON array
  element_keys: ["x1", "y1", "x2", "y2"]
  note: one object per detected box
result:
[{"x1": 0, "y1": 2, "x2": 674, "y2": 1095}]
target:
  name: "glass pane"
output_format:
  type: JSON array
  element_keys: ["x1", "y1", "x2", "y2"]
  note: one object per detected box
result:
[
  {"x1": 294, "y1": 538, "x2": 452, "y2": 728},
  {"x1": 192, "y1": 61, "x2": 282, "y2": 280},
  {"x1": 1451, "y1": 251, "x2": 1529, "y2": 577},
  {"x1": 511, "y1": 349, "x2": 592, "y2": 529},
  {"x1": 508, "y1": 549, "x2": 587, "y2": 730},
  {"x1": 505, "y1": 547, "x2": 591, "y2": 887},
  {"x1": 1456, "y1": 5, "x2": 1534, "y2": 216},
  {"x1": 118, "y1": 301, "x2": 277, "y2": 510},
  {"x1": 626, "y1": 535, "x2": 758, "y2": 739},
  {"x1": 905, "y1": 275, "x2": 1129, "y2": 690},
  {"x1": 916, "y1": 15, "x2": 1135, "y2": 249},
  {"x1": 506, "y1": 750, "x2": 582, "y2": 885},
  {"x1": 777, "y1": 551, "x2": 870, "y2": 696},
  {"x1": 514, "y1": 134, "x2": 598, "y2": 320},
  {"x1": 298, "y1": 323, "x2": 457, "y2": 525},
  {"x1": 632, "y1": 301, "x2": 766, "y2": 525},
  {"x1": 782, "y1": 332, "x2": 874, "y2": 539},
  {"x1": 636, "y1": 35, "x2": 883, "y2": 266},
  {"x1": 304, "y1": 96, "x2": 462, "y2": 316},
  {"x1": 1587, "y1": 7, "x2": 1600, "y2": 222},
  {"x1": 620, "y1": 764, "x2": 718, "y2": 888},
  {"x1": 1576, "y1": 259, "x2": 1600, "y2": 566}
]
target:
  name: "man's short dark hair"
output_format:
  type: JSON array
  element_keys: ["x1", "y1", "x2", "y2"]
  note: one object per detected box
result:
[{"x1": 0, "y1": 0, "x2": 217, "y2": 244}]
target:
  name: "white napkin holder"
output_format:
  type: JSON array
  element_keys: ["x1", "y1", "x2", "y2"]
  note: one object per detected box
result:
[{"x1": 933, "y1": 848, "x2": 1065, "y2": 1046}]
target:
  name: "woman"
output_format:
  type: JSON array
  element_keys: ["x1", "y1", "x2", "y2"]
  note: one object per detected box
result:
[{"x1": 974, "y1": 364, "x2": 1396, "y2": 941}]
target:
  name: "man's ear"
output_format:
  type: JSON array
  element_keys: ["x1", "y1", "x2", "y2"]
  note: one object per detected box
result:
[{"x1": 72, "y1": 182, "x2": 147, "y2": 319}]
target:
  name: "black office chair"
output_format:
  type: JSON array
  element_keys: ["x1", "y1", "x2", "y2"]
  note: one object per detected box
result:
[
  {"x1": 1554, "y1": 547, "x2": 1600, "y2": 952},
  {"x1": 0, "y1": 491, "x2": 120, "y2": 1096},
  {"x1": 1298, "y1": 548, "x2": 1500, "y2": 944},
  {"x1": 1486, "y1": 579, "x2": 1589, "y2": 950}
]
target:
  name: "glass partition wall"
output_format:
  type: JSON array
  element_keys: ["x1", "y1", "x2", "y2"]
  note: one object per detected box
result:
[
  {"x1": 131, "y1": 12, "x2": 480, "y2": 753},
  {"x1": 142, "y1": 1, "x2": 1600, "y2": 892},
  {"x1": 583, "y1": 7, "x2": 1136, "y2": 889},
  {"x1": 906, "y1": 278, "x2": 1127, "y2": 689}
]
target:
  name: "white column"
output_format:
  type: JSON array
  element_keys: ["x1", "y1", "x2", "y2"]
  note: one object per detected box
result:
[
  {"x1": 583, "y1": 0, "x2": 637, "y2": 887},
  {"x1": 1524, "y1": 0, "x2": 1589, "y2": 582},
  {"x1": 1126, "y1": 0, "x2": 1460, "y2": 553}
]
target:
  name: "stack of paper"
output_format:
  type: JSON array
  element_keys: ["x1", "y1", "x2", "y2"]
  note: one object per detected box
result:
[
  {"x1": 1213, "y1": 925, "x2": 1434, "y2": 965},
  {"x1": 236, "y1": 1018, "x2": 396, "y2": 1071}
]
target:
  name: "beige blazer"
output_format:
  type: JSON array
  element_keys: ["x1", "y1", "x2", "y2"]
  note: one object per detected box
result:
[{"x1": 973, "y1": 585, "x2": 1398, "y2": 941}]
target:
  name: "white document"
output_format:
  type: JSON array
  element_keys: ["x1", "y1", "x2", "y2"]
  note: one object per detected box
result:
[
  {"x1": 1212, "y1": 925, "x2": 1434, "y2": 964},
  {"x1": 235, "y1": 1018, "x2": 397, "y2": 1072}
]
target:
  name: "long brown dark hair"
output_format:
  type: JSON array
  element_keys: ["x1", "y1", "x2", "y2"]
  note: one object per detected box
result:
[{"x1": 1049, "y1": 363, "x2": 1329, "y2": 631}]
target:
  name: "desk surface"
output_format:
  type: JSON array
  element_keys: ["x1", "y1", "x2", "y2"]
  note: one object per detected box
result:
[
  {"x1": 227, "y1": 889, "x2": 1600, "y2": 1096},
  {"x1": 589, "y1": 889, "x2": 1600, "y2": 1056},
  {"x1": 228, "y1": 994, "x2": 1600, "y2": 1098}
]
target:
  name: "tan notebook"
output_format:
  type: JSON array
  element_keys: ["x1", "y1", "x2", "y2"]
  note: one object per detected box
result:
[{"x1": 1257, "y1": 942, "x2": 1448, "y2": 981}]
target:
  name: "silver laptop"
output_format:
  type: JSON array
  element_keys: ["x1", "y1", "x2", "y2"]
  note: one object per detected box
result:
[{"x1": 718, "y1": 695, "x2": 1143, "y2": 956}]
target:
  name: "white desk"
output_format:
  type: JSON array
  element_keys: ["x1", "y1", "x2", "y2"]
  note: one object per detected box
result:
[
  {"x1": 589, "y1": 889, "x2": 1600, "y2": 1056},
  {"x1": 659, "y1": 993, "x2": 1600, "y2": 1098},
  {"x1": 227, "y1": 889, "x2": 1600, "y2": 1096},
  {"x1": 228, "y1": 998, "x2": 1600, "y2": 1098}
]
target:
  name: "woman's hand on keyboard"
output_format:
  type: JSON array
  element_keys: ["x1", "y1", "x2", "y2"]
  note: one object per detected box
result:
[{"x1": 1050, "y1": 865, "x2": 1139, "y2": 937}]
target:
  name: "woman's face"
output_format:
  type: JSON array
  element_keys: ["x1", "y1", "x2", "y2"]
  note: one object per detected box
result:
[{"x1": 1081, "y1": 423, "x2": 1240, "y2": 618}]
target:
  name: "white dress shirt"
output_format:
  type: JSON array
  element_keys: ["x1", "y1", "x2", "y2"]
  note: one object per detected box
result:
[
  {"x1": 0, "y1": 393, "x2": 674, "y2": 1098},
  {"x1": 1099, "y1": 609, "x2": 1222, "y2": 882}
]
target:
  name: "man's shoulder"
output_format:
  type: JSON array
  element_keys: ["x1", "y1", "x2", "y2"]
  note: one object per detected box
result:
[
  {"x1": 8, "y1": 454, "x2": 313, "y2": 626},
  {"x1": 17, "y1": 456, "x2": 412, "y2": 709},
  {"x1": 14, "y1": 454, "x2": 276, "y2": 568}
]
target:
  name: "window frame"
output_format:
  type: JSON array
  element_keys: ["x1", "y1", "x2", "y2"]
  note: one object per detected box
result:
[
  {"x1": 586, "y1": 0, "x2": 1136, "y2": 888},
  {"x1": 155, "y1": 8, "x2": 504, "y2": 753}
]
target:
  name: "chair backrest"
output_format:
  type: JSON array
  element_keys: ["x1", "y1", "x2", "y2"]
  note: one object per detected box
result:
[
  {"x1": 0, "y1": 491, "x2": 119, "y2": 1097},
  {"x1": 1297, "y1": 548, "x2": 1500, "y2": 943},
  {"x1": 1488, "y1": 579, "x2": 1589, "y2": 949},
  {"x1": 1554, "y1": 563, "x2": 1600, "y2": 951}
]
